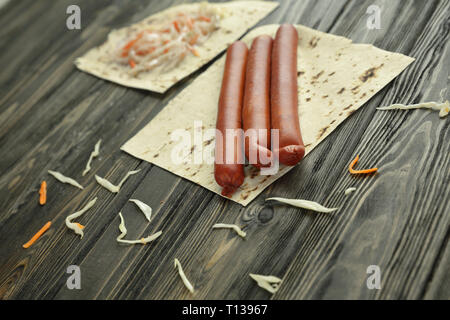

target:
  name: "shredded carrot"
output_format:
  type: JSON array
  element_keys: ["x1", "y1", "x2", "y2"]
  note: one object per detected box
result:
[
  {"x1": 23, "y1": 221, "x2": 51, "y2": 249},
  {"x1": 186, "y1": 17, "x2": 194, "y2": 30},
  {"x1": 163, "y1": 48, "x2": 170, "y2": 54},
  {"x1": 348, "y1": 155, "x2": 378, "y2": 174},
  {"x1": 189, "y1": 47, "x2": 200, "y2": 57},
  {"x1": 189, "y1": 34, "x2": 199, "y2": 46},
  {"x1": 74, "y1": 223, "x2": 85, "y2": 230},
  {"x1": 136, "y1": 47, "x2": 155, "y2": 56},
  {"x1": 128, "y1": 59, "x2": 136, "y2": 68},
  {"x1": 39, "y1": 181, "x2": 47, "y2": 205},
  {"x1": 173, "y1": 21, "x2": 181, "y2": 33},
  {"x1": 197, "y1": 16, "x2": 211, "y2": 22}
]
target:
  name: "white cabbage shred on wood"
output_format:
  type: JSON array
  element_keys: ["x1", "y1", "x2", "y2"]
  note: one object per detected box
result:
[
  {"x1": 95, "y1": 169, "x2": 141, "y2": 193},
  {"x1": 377, "y1": 100, "x2": 449, "y2": 118},
  {"x1": 116, "y1": 212, "x2": 161, "y2": 245},
  {"x1": 266, "y1": 197, "x2": 338, "y2": 213},
  {"x1": 344, "y1": 187, "x2": 357, "y2": 195},
  {"x1": 129, "y1": 199, "x2": 152, "y2": 222},
  {"x1": 174, "y1": 258, "x2": 194, "y2": 293},
  {"x1": 82, "y1": 139, "x2": 102, "y2": 176},
  {"x1": 249, "y1": 273, "x2": 282, "y2": 294},
  {"x1": 65, "y1": 197, "x2": 97, "y2": 238},
  {"x1": 48, "y1": 170, "x2": 84, "y2": 190},
  {"x1": 212, "y1": 223, "x2": 246, "y2": 238}
]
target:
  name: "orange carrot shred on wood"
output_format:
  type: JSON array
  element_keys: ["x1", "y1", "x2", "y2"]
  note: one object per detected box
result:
[
  {"x1": 348, "y1": 155, "x2": 378, "y2": 174},
  {"x1": 128, "y1": 59, "x2": 136, "y2": 68},
  {"x1": 39, "y1": 181, "x2": 47, "y2": 205},
  {"x1": 23, "y1": 221, "x2": 51, "y2": 249}
]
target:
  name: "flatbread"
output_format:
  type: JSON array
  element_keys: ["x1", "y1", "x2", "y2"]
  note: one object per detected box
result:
[
  {"x1": 75, "y1": 1, "x2": 278, "y2": 93},
  {"x1": 121, "y1": 24, "x2": 415, "y2": 206}
]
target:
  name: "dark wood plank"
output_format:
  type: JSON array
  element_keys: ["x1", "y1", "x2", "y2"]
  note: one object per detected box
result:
[{"x1": 0, "y1": 0, "x2": 448, "y2": 300}]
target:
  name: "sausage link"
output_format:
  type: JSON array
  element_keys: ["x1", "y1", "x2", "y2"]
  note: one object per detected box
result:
[
  {"x1": 243, "y1": 35, "x2": 274, "y2": 168},
  {"x1": 271, "y1": 24, "x2": 305, "y2": 166},
  {"x1": 214, "y1": 41, "x2": 248, "y2": 197}
]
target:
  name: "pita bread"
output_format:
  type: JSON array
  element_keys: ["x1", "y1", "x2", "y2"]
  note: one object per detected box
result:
[
  {"x1": 75, "y1": 1, "x2": 278, "y2": 93},
  {"x1": 121, "y1": 24, "x2": 414, "y2": 206}
]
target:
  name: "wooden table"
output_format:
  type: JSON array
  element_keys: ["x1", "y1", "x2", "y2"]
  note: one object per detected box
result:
[{"x1": 0, "y1": 0, "x2": 448, "y2": 300}]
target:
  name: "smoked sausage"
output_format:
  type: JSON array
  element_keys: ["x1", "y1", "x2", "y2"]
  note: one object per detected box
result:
[
  {"x1": 271, "y1": 24, "x2": 305, "y2": 166},
  {"x1": 243, "y1": 35, "x2": 274, "y2": 168},
  {"x1": 214, "y1": 41, "x2": 248, "y2": 197}
]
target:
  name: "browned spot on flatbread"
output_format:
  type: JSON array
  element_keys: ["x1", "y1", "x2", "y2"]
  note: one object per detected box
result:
[
  {"x1": 360, "y1": 92, "x2": 367, "y2": 99},
  {"x1": 322, "y1": 95, "x2": 329, "y2": 99},
  {"x1": 317, "y1": 126, "x2": 329, "y2": 140},
  {"x1": 203, "y1": 138, "x2": 214, "y2": 146},
  {"x1": 344, "y1": 104, "x2": 353, "y2": 110},
  {"x1": 312, "y1": 71, "x2": 324, "y2": 80},
  {"x1": 297, "y1": 71, "x2": 305, "y2": 76},
  {"x1": 338, "y1": 88, "x2": 345, "y2": 94},
  {"x1": 241, "y1": 193, "x2": 249, "y2": 200},
  {"x1": 330, "y1": 120, "x2": 336, "y2": 125},
  {"x1": 359, "y1": 64, "x2": 384, "y2": 82},
  {"x1": 249, "y1": 167, "x2": 259, "y2": 179},
  {"x1": 305, "y1": 143, "x2": 312, "y2": 148},
  {"x1": 306, "y1": 97, "x2": 311, "y2": 102},
  {"x1": 348, "y1": 110, "x2": 356, "y2": 116},
  {"x1": 153, "y1": 154, "x2": 159, "y2": 158},
  {"x1": 351, "y1": 86, "x2": 360, "y2": 94},
  {"x1": 309, "y1": 37, "x2": 320, "y2": 48},
  {"x1": 328, "y1": 72, "x2": 335, "y2": 76}
]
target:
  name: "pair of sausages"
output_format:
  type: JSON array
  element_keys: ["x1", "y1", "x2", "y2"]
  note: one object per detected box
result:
[{"x1": 215, "y1": 24, "x2": 305, "y2": 197}]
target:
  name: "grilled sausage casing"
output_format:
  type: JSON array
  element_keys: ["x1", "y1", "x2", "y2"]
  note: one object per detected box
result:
[
  {"x1": 243, "y1": 35, "x2": 274, "y2": 168},
  {"x1": 214, "y1": 41, "x2": 248, "y2": 197},
  {"x1": 271, "y1": 24, "x2": 305, "y2": 166}
]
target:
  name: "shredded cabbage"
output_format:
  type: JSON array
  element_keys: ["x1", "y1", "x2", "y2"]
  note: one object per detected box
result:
[
  {"x1": 65, "y1": 197, "x2": 97, "y2": 238},
  {"x1": 266, "y1": 197, "x2": 338, "y2": 213},
  {"x1": 377, "y1": 100, "x2": 449, "y2": 118},
  {"x1": 129, "y1": 199, "x2": 152, "y2": 222},
  {"x1": 174, "y1": 258, "x2": 194, "y2": 293},
  {"x1": 48, "y1": 170, "x2": 84, "y2": 190},
  {"x1": 212, "y1": 223, "x2": 246, "y2": 238},
  {"x1": 249, "y1": 273, "x2": 282, "y2": 294},
  {"x1": 115, "y1": 3, "x2": 220, "y2": 76},
  {"x1": 82, "y1": 139, "x2": 101, "y2": 176},
  {"x1": 95, "y1": 169, "x2": 141, "y2": 193},
  {"x1": 116, "y1": 212, "x2": 162, "y2": 245}
]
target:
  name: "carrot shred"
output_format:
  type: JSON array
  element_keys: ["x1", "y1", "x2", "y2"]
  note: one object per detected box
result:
[
  {"x1": 74, "y1": 223, "x2": 85, "y2": 230},
  {"x1": 39, "y1": 181, "x2": 47, "y2": 205},
  {"x1": 189, "y1": 34, "x2": 199, "y2": 46},
  {"x1": 186, "y1": 18, "x2": 194, "y2": 30},
  {"x1": 23, "y1": 221, "x2": 51, "y2": 249},
  {"x1": 173, "y1": 21, "x2": 181, "y2": 33},
  {"x1": 163, "y1": 48, "x2": 170, "y2": 54},
  {"x1": 128, "y1": 59, "x2": 136, "y2": 68},
  {"x1": 197, "y1": 16, "x2": 211, "y2": 22},
  {"x1": 189, "y1": 47, "x2": 200, "y2": 57},
  {"x1": 348, "y1": 155, "x2": 378, "y2": 174}
]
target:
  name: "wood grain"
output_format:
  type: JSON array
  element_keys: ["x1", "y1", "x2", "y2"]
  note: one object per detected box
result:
[{"x1": 0, "y1": 0, "x2": 448, "y2": 300}]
